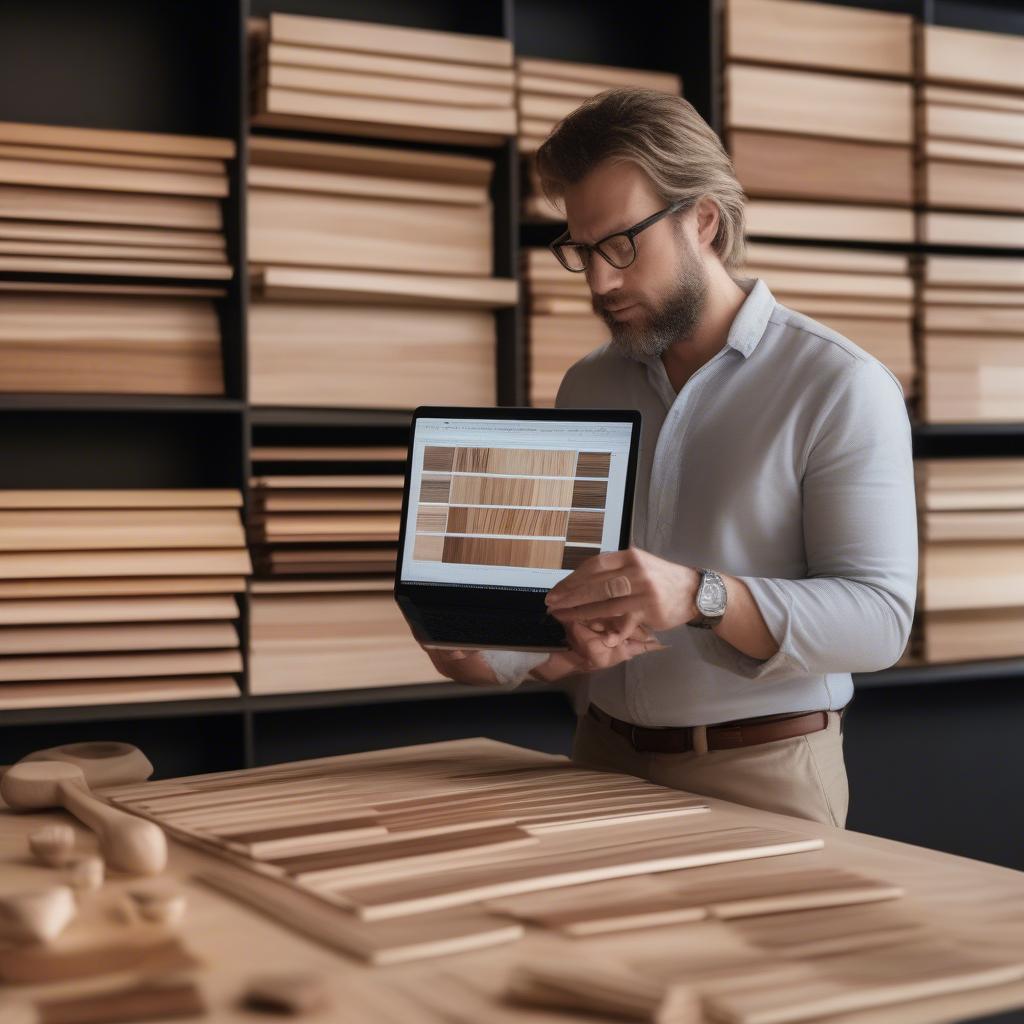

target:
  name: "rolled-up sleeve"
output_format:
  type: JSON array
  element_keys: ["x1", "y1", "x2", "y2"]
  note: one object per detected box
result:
[{"x1": 705, "y1": 357, "x2": 918, "y2": 680}]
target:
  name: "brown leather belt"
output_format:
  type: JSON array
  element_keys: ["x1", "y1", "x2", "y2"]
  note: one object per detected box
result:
[{"x1": 587, "y1": 703, "x2": 833, "y2": 754}]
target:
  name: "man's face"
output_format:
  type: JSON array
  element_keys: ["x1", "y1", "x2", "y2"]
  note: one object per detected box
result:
[{"x1": 563, "y1": 160, "x2": 708, "y2": 360}]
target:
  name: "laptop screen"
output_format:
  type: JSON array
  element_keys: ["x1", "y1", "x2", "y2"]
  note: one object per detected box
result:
[{"x1": 400, "y1": 415, "x2": 636, "y2": 592}]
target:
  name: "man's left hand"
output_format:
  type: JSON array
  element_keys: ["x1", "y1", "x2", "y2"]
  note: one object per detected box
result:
[{"x1": 545, "y1": 547, "x2": 700, "y2": 647}]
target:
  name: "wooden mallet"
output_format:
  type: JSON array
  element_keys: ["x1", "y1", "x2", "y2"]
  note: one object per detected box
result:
[{"x1": 1, "y1": 761, "x2": 166, "y2": 876}]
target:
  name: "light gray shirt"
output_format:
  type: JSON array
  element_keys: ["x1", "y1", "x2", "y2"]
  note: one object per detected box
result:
[{"x1": 553, "y1": 277, "x2": 918, "y2": 726}]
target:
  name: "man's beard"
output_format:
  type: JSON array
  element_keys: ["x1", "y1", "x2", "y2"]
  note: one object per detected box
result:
[{"x1": 595, "y1": 254, "x2": 708, "y2": 360}]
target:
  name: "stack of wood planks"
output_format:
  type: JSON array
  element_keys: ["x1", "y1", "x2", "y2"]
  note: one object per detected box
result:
[
  {"x1": 0, "y1": 489, "x2": 249, "y2": 709},
  {"x1": 248, "y1": 441, "x2": 431, "y2": 694},
  {"x1": 249, "y1": 14, "x2": 516, "y2": 146},
  {"x1": 0, "y1": 121, "x2": 234, "y2": 279},
  {"x1": 738, "y1": 243, "x2": 916, "y2": 399},
  {"x1": 521, "y1": 247, "x2": 606, "y2": 406},
  {"x1": 919, "y1": 256, "x2": 1024, "y2": 423},
  {"x1": 916, "y1": 458, "x2": 1024, "y2": 663},
  {"x1": 100, "y1": 737, "x2": 863, "y2": 965},
  {"x1": 0, "y1": 121, "x2": 234, "y2": 395},
  {"x1": 516, "y1": 57, "x2": 681, "y2": 221},
  {"x1": 725, "y1": 0, "x2": 915, "y2": 246},
  {"x1": 0, "y1": 286, "x2": 225, "y2": 396},
  {"x1": 247, "y1": 134, "x2": 508, "y2": 409},
  {"x1": 919, "y1": 25, "x2": 1024, "y2": 247}
]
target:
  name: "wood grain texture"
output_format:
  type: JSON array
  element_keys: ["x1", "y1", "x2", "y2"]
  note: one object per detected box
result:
[
  {"x1": 451, "y1": 448, "x2": 576, "y2": 477},
  {"x1": 267, "y1": 12, "x2": 513, "y2": 67},
  {"x1": 441, "y1": 536, "x2": 564, "y2": 569},
  {"x1": 0, "y1": 548, "x2": 252, "y2": 580},
  {"x1": 253, "y1": 267, "x2": 518, "y2": 309},
  {"x1": 0, "y1": 649, "x2": 242, "y2": 682},
  {"x1": 0, "y1": 156, "x2": 227, "y2": 197},
  {"x1": 924, "y1": 161, "x2": 1024, "y2": 215},
  {"x1": 250, "y1": 592, "x2": 440, "y2": 693},
  {"x1": 571, "y1": 479, "x2": 608, "y2": 510},
  {"x1": 248, "y1": 187, "x2": 493, "y2": 276},
  {"x1": 255, "y1": 88, "x2": 516, "y2": 142},
  {"x1": 445, "y1": 506, "x2": 571, "y2": 538},
  {"x1": 922, "y1": 211, "x2": 1024, "y2": 248},
  {"x1": 746, "y1": 201, "x2": 914, "y2": 243},
  {"x1": 415, "y1": 506, "x2": 448, "y2": 534},
  {"x1": 423, "y1": 447, "x2": 456, "y2": 472},
  {"x1": 730, "y1": 130, "x2": 913, "y2": 205},
  {"x1": 0, "y1": 489, "x2": 241, "y2": 509},
  {"x1": 0, "y1": 121, "x2": 234, "y2": 159},
  {"x1": 262, "y1": 63, "x2": 512, "y2": 111},
  {"x1": 725, "y1": 0, "x2": 913, "y2": 76},
  {"x1": 419, "y1": 477, "x2": 453, "y2": 503},
  {"x1": 0, "y1": 577, "x2": 246, "y2": 598},
  {"x1": 267, "y1": 43, "x2": 515, "y2": 89},
  {"x1": 0, "y1": 594, "x2": 238, "y2": 626},
  {"x1": 0, "y1": 219, "x2": 224, "y2": 248},
  {"x1": 0, "y1": 509, "x2": 243, "y2": 551},
  {"x1": 516, "y1": 56, "x2": 678, "y2": 92},
  {"x1": 0, "y1": 185, "x2": 223, "y2": 230},
  {"x1": 566, "y1": 511, "x2": 604, "y2": 544},
  {"x1": 447, "y1": 475, "x2": 574, "y2": 508},
  {"x1": 922, "y1": 23, "x2": 1024, "y2": 92},
  {"x1": 0, "y1": 621, "x2": 237, "y2": 656},
  {"x1": 249, "y1": 301, "x2": 494, "y2": 410},
  {"x1": 725, "y1": 65, "x2": 913, "y2": 145},
  {"x1": 249, "y1": 162, "x2": 487, "y2": 205}
]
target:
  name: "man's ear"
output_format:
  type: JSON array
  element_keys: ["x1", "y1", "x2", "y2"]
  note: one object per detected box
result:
[{"x1": 694, "y1": 197, "x2": 720, "y2": 251}]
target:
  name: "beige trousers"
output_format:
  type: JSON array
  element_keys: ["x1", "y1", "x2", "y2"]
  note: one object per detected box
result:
[{"x1": 571, "y1": 707, "x2": 849, "y2": 828}]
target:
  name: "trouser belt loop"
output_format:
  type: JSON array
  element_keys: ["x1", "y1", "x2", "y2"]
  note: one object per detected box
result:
[{"x1": 692, "y1": 724, "x2": 708, "y2": 755}]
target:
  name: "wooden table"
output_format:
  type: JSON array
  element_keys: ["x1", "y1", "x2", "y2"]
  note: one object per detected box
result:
[{"x1": 2, "y1": 738, "x2": 1024, "y2": 1023}]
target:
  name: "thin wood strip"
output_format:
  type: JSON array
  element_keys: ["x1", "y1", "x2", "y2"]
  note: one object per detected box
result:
[
  {"x1": 0, "y1": 675, "x2": 239, "y2": 710},
  {"x1": 0, "y1": 157, "x2": 228, "y2": 197},
  {"x1": 0, "y1": 121, "x2": 234, "y2": 159},
  {"x1": 0, "y1": 185, "x2": 224, "y2": 231},
  {"x1": 267, "y1": 12, "x2": 513, "y2": 67},
  {"x1": 0, "y1": 594, "x2": 238, "y2": 626},
  {"x1": 341, "y1": 828, "x2": 824, "y2": 920}
]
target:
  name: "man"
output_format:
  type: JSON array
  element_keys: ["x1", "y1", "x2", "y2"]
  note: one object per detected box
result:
[{"x1": 423, "y1": 89, "x2": 917, "y2": 828}]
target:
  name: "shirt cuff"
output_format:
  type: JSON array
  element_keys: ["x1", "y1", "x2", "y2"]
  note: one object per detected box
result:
[
  {"x1": 695, "y1": 575, "x2": 804, "y2": 681},
  {"x1": 479, "y1": 650, "x2": 549, "y2": 688}
]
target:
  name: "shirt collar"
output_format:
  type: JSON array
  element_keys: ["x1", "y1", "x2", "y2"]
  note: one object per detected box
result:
[
  {"x1": 635, "y1": 275, "x2": 776, "y2": 392},
  {"x1": 725, "y1": 276, "x2": 775, "y2": 359}
]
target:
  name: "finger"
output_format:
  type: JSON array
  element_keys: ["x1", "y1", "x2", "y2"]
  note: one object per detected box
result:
[
  {"x1": 602, "y1": 611, "x2": 645, "y2": 649},
  {"x1": 547, "y1": 550, "x2": 633, "y2": 599},
  {"x1": 551, "y1": 596, "x2": 644, "y2": 624},
  {"x1": 547, "y1": 574, "x2": 638, "y2": 612}
]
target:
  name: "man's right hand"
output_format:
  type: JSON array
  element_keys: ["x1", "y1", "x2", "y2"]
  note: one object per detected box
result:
[
  {"x1": 423, "y1": 647, "x2": 500, "y2": 687},
  {"x1": 423, "y1": 617, "x2": 666, "y2": 687}
]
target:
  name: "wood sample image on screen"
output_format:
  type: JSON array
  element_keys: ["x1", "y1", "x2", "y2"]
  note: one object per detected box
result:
[{"x1": 413, "y1": 445, "x2": 610, "y2": 571}]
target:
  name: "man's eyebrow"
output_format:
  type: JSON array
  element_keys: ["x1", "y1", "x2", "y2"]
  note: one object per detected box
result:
[{"x1": 568, "y1": 221, "x2": 631, "y2": 245}]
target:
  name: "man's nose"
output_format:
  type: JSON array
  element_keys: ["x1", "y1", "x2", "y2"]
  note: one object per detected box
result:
[{"x1": 586, "y1": 256, "x2": 625, "y2": 297}]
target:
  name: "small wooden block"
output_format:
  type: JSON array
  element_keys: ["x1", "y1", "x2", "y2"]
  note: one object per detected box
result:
[
  {"x1": 126, "y1": 889, "x2": 187, "y2": 927},
  {"x1": 243, "y1": 972, "x2": 330, "y2": 1015},
  {"x1": 28, "y1": 824, "x2": 76, "y2": 867},
  {"x1": 64, "y1": 855, "x2": 105, "y2": 893},
  {"x1": 0, "y1": 886, "x2": 76, "y2": 945}
]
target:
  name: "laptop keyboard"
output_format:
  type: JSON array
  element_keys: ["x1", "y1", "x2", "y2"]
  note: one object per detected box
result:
[{"x1": 418, "y1": 608, "x2": 566, "y2": 648}]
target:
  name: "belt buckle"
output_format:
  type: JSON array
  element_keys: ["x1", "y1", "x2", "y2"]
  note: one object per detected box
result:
[{"x1": 629, "y1": 724, "x2": 641, "y2": 750}]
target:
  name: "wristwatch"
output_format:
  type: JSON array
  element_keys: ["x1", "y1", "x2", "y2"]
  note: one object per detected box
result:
[{"x1": 686, "y1": 568, "x2": 728, "y2": 629}]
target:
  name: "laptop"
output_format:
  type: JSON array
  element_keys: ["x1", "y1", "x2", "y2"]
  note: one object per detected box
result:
[{"x1": 394, "y1": 406, "x2": 642, "y2": 652}]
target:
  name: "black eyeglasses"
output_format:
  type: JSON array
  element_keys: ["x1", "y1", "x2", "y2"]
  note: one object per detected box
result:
[{"x1": 550, "y1": 201, "x2": 687, "y2": 273}]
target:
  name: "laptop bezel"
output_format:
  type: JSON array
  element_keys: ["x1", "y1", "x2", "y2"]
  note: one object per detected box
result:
[{"x1": 394, "y1": 405, "x2": 642, "y2": 613}]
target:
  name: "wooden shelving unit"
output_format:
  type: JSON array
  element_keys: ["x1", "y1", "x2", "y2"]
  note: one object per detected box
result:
[{"x1": 1, "y1": 0, "x2": 1023, "y2": 870}]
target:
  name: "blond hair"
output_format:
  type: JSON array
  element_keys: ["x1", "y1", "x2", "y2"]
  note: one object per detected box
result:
[{"x1": 535, "y1": 89, "x2": 746, "y2": 269}]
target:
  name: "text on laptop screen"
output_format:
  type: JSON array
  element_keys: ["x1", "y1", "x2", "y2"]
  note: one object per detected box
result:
[{"x1": 400, "y1": 417, "x2": 634, "y2": 591}]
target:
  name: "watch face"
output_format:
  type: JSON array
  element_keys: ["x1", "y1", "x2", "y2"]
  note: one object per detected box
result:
[{"x1": 698, "y1": 579, "x2": 727, "y2": 616}]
